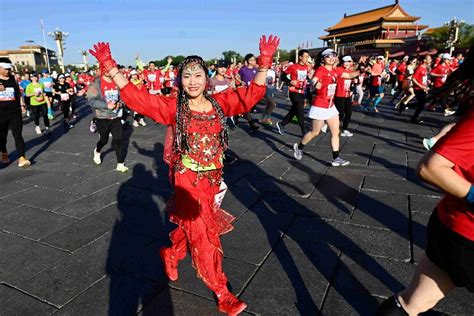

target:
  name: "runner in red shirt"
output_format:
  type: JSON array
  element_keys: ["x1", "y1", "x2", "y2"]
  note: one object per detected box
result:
[
  {"x1": 377, "y1": 52, "x2": 474, "y2": 314},
  {"x1": 363, "y1": 55, "x2": 386, "y2": 112},
  {"x1": 389, "y1": 55, "x2": 408, "y2": 105},
  {"x1": 430, "y1": 53, "x2": 454, "y2": 115},
  {"x1": 388, "y1": 59, "x2": 399, "y2": 95},
  {"x1": 142, "y1": 61, "x2": 162, "y2": 94},
  {"x1": 276, "y1": 49, "x2": 310, "y2": 136},
  {"x1": 409, "y1": 55, "x2": 431, "y2": 123},
  {"x1": 334, "y1": 55, "x2": 356, "y2": 137},
  {"x1": 292, "y1": 48, "x2": 358, "y2": 166}
]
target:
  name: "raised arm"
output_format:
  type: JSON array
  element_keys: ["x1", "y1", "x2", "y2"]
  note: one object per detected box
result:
[
  {"x1": 89, "y1": 42, "x2": 176, "y2": 125},
  {"x1": 214, "y1": 35, "x2": 280, "y2": 116}
]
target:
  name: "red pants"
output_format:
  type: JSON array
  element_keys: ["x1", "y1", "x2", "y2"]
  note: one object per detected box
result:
[{"x1": 167, "y1": 168, "x2": 234, "y2": 293}]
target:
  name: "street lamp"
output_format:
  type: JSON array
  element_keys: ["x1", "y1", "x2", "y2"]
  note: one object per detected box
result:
[
  {"x1": 48, "y1": 27, "x2": 69, "y2": 73},
  {"x1": 80, "y1": 49, "x2": 88, "y2": 71},
  {"x1": 444, "y1": 17, "x2": 464, "y2": 55},
  {"x1": 328, "y1": 37, "x2": 341, "y2": 54}
]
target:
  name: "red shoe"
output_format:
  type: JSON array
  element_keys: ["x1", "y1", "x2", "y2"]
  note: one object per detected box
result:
[
  {"x1": 217, "y1": 291, "x2": 247, "y2": 315},
  {"x1": 159, "y1": 247, "x2": 178, "y2": 281}
]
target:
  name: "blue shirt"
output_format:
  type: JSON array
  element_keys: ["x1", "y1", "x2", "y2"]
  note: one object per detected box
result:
[
  {"x1": 19, "y1": 80, "x2": 31, "y2": 96},
  {"x1": 39, "y1": 77, "x2": 54, "y2": 92}
]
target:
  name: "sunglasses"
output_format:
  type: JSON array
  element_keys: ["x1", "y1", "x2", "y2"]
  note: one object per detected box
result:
[{"x1": 324, "y1": 54, "x2": 337, "y2": 59}]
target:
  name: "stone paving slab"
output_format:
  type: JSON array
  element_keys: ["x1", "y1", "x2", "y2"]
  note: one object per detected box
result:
[{"x1": 0, "y1": 93, "x2": 472, "y2": 315}]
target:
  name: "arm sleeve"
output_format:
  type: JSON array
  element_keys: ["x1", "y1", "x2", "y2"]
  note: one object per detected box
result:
[
  {"x1": 434, "y1": 110, "x2": 474, "y2": 168},
  {"x1": 213, "y1": 82, "x2": 266, "y2": 117},
  {"x1": 120, "y1": 82, "x2": 176, "y2": 125}
]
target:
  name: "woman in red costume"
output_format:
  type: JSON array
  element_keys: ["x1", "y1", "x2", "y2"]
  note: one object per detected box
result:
[{"x1": 89, "y1": 35, "x2": 279, "y2": 315}]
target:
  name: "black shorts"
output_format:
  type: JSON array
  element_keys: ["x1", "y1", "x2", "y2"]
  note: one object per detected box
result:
[
  {"x1": 45, "y1": 91, "x2": 53, "y2": 98},
  {"x1": 426, "y1": 209, "x2": 474, "y2": 292},
  {"x1": 369, "y1": 85, "x2": 383, "y2": 97}
]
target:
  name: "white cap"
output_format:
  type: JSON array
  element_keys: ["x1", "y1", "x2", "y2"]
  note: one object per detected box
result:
[
  {"x1": 0, "y1": 62, "x2": 12, "y2": 69},
  {"x1": 342, "y1": 56, "x2": 353, "y2": 62},
  {"x1": 377, "y1": 55, "x2": 385, "y2": 59},
  {"x1": 58, "y1": 74, "x2": 65, "y2": 79},
  {"x1": 321, "y1": 48, "x2": 337, "y2": 56},
  {"x1": 130, "y1": 70, "x2": 138, "y2": 75},
  {"x1": 442, "y1": 53, "x2": 453, "y2": 60}
]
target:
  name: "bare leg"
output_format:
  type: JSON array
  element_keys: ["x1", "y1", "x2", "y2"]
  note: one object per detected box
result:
[
  {"x1": 326, "y1": 115, "x2": 340, "y2": 152},
  {"x1": 301, "y1": 119, "x2": 324, "y2": 145},
  {"x1": 398, "y1": 254, "x2": 455, "y2": 315},
  {"x1": 432, "y1": 123, "x2": 456, "y2": 142}
]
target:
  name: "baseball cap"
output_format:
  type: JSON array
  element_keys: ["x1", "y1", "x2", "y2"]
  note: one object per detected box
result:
[
  {"x1": 30, "y1": 72, "x2": 38, "y2": 77},
  {"x1": 58, "y1": 74, "x2": 65, "y2": 79},
  {"x1": 217, "y1": 60, "x2": 228, "y2": 68},
  {"x1": 0, "y1": 57, "x2": 13, "y2": 69},
  {"x1": 130, "y1": 69, "x2": 138, "y2": 75},
  {"x1": 403, "y1": 55, "x2": 409, "y2": 60},
  {"x1": 321, "y1": 48, "x2": 337, "y2": 56},
  {"x1": 377, "y1": 55, "x2": 385, "y2": 59},
  {"x1": 442, "y1": 53, "x2": 453, "y2": 60},
  {"x1": 342, "y1": 56, "x2": 353, "y2": 62}
]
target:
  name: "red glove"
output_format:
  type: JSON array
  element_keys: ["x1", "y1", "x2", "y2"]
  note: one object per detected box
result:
[
  {"x1": 89, "y1": 42, "x2": 117, "y2": 75},
  {"x1": 258, "y1": 35, "x2": 280, "y2": 69}
]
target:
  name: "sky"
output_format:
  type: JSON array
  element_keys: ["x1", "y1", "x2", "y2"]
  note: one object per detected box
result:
[{"x1": 1, "y1": 0, "x2": 473, "y2": 66}]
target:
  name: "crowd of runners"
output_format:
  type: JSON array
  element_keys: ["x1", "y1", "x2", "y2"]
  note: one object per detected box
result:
[{"x1": 0, "y1": 36, "x2": 472, "y2": 315}]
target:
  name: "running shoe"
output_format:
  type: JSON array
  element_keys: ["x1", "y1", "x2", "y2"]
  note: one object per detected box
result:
[
  {"x1": 18, "y1": 156, "x2": 31, "y2": 168},
  {"x1": 422, "y1": 138, "x2": 436, "y2": 150},
  {"x1": 291, "y1": 115, "x2": 298, "y2": 123},
  {"x1": 321, "y1": 123, "x2": 328, "y2": 133},
  {"x1": 139, "y1": 118, "x2": 147, "y2": 126},
  {"x1": 89, "y1": 121, "x2": 97, "y2": 133},
  {"x1": 331, "y1": 156, "x2": 350, "y2": 167},
  {"x1": 217, "y1": 291, "x2": 247, "y2": 316},
  {"x1": 293, "y1": 143, "x2": 303, "y2": 160},
  {"x1": 444, "y1": 109, "x2": 456, "y2": 116},
  {"x1": 44, "y1": 127, "x2": 50, "y2": 135},
  {"x1": 116, "y1": 163, "x2": 129, "y2": 172},
  {"x1": 35, "y1": 126, "x2": 42, "y2": 134},
  {"x1": 340, "y1": 130, "x2": 354, "y2": 137},
  {"x1": 93, "y1": 149, "x2": 101, "y2": 165},
  {"x1": 1, "y1": 152, "x2": 10, "y2": 164},
  {"x1": 132, "y1": 121, "x2": 139, "y2": 127},
  {"x1": 276, "y1": 122, "x2": 285, "y2": 135}
]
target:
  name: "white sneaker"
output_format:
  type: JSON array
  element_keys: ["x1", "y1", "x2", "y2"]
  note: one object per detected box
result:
[
  {"x1": 444, "y1": 109, "x2": 456, "y2": 116},
  {"x1": 26, "y1": 110, "x2": 31, "y2": 118},
  {"x1": 276, "y1": 122, "x2": 285, "y2": 135},
  {"x1": 121, "y1": 120, "x2": 125, "y2": 125},
  {"x1": 93, "y1": 149, "x2": 101, "y2": 165},
  {"x1": 139, "y1": 118, "x2": 147, "y2": 126},
  {"x1": 116, "y1": 163, "x2": 129, "y2": 172},
  {"x1": 293, "y1": 143, "x2": 303, "y2": 160},
  {"x1": 332, "y1": 156, "x2": 350, "y2": 167},
  {"x1": 340, "y1": 130, "x2": 353, "y2": 137},
  {"x1": 132, "y1": 121, "x2": 139, "y2": 127},
  {"x1": 321, "y1": 123, "x2": 328, "y2": 133},
  {"x1": 89, "y1": 121, "x2": 97, "y2": 133},
  {"x1": 35, "y1": 126, "x2": 42, "y2": 134}
]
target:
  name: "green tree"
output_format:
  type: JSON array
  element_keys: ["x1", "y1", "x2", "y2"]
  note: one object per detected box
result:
[
  {"x1": 221, "y1": 50, "x2": 242, "y2": 63},
  {"x1": 426, "y1": 23, "x2": 474, "y2": 50}
]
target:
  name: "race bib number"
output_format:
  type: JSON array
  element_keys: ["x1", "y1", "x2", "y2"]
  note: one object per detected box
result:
[
  {"x1": 422, "y1": 75, "x2": 428, "y2": 85},
  {"x1": 44, "y1": 81, "x2": 53, "y2": 89},
  {"x1": 327, "y1": 83, "x2": 336, "y2": 97},
  {"x1": 104, "y1": 89, "x2": 119, "y2": 103},
  {"x1": 343, "y1": 79, "x2": 351, "y2": 91},
  {"x1": 60, "y1": 93, "x2": 70, "y2": 101},
  {"x1": 147, "y1": 74, "x2": 156, "y2": 82},
  {"x1": 214, "y1": 85, "x2": 229, "y2": 93},
  {"x1": 0, "y1": 87, "x2": 15, "y2": 101},
  {"x1": 296, "y1": 69, "x2": 307, "y2": 81},
  {"x1": 34, "y1": 87, "x2": 42, "y2": 95}
]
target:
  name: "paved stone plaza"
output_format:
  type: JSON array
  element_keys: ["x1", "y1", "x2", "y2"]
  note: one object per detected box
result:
[{"x1": 0, "y1": 93, "x2": 472, "y2": 315}]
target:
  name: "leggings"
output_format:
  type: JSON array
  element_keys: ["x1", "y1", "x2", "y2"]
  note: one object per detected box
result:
[
  {"x1": 335, "y1": 97, "x2": 352, "y2": 131},
  {"x1": 96, "y1": 118, "x2": 124, "y2": 163},
  {"x1": 59, "y1": 100, "x2": 70, "y2": 120},
  {"x1": 31, "y1": 104, "x2": 50, "y2": 127},
  {"x1": 0, "y1": 112, "x2": 26, "y2": 157},
  {"x1": 412, "y1": 90, "x2": 427, "y2": 119},
  {"x1": 281, "y1": 92, "x2": 305, "y2": 135}
]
